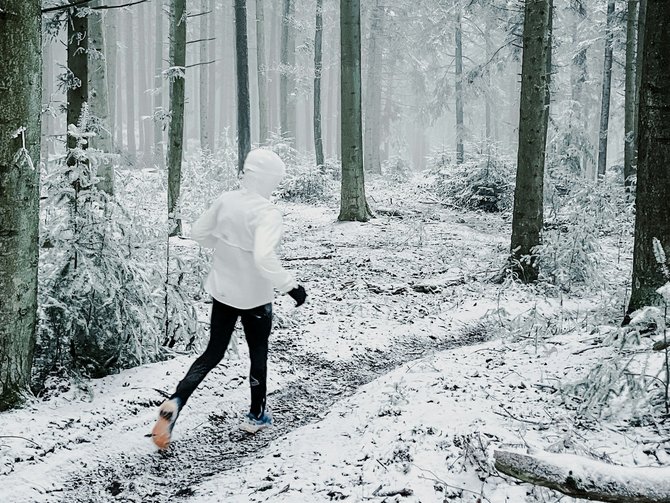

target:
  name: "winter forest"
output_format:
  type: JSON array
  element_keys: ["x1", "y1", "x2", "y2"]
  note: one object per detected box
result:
[{"x1": 1, "y1": 0, "x2": 670, "y2": 501}]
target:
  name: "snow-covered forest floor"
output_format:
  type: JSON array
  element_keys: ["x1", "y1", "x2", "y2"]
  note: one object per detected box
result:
[{"x1": 1, "y1": 173, "x2": 663, "y2": 503}]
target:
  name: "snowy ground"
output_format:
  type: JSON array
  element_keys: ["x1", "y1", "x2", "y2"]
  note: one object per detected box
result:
[{"x1": 0, "y1": 176, "x2": 660, "y2": 503}]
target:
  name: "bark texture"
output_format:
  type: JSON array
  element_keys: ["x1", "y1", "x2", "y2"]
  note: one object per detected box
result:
[
  {"x1": 455, "y1": 4, "x2": 464, "y2": 164},
  {"x1": 154, "y1": 0, "x2": 165, "y2": 168},
  {"x1": 313, "y1": 0, "x2": 325, "y2": 168},
  {"x1": 596, "y1": 1, "x2": 615, "y2": 178},
  {"x1": 280, "y1": 0, "x2": 296, "y2": 142},
  {"x1": 0, "y1": 0, "x2": 41, "y2": 410},
  {"x1": 623, "y1": 0, "x2": 638, "y2": 189},
  {"x1": 235, "y1": 0, "x2": 251, "y2": 173},
  {"x1": 495, "y1": 450, "x2": 670, "y2": 503},
  {"x1": 199, "y1": 1, "x2": 211, "y2": 150},
  {"x1": 363, "y1": 0, "x2": 384, "y2": 174},
  {"x1": 509, "y1": 0, "x2": 552, "y2": 282},
  {"x1": 628, "y1": 0, "x2": 670, "y2": 314},
  {"x1": 167, "y1": 0, "x2": 186, "y2": 236},
  {"x1": 256, "y1": 0, "x2": 268, "y2": 143},
  {"x1": 339, "y1": 0, "x2": 371, "y2": 222}
]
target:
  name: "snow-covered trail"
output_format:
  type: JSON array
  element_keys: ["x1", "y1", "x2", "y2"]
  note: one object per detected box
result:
[{"x1": 1, "y1": 184, "x2": 511, "y2": 502}]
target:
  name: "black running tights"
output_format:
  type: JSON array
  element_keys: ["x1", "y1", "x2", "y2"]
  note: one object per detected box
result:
[{"x1": 170, "y1": 299, "x2": 272, "y2": 418}]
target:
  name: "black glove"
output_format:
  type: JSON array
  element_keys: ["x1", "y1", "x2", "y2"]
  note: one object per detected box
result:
[{"x1": 288, "y1": 285, "x2": 307, "y2": 307}]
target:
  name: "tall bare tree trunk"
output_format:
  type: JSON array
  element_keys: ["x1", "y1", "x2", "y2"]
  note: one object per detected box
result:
[
  {"x1": 105, "y1": 9, "x2": 118, "y2": 152},
  {"x1": 208, "y1": 0, "x2": 217, "y2": 146},
  {"x1": 236, "y1": 0, "x2": 251, "y2": 172},
  {"x1": 597, "y1": 0, "x2": 615, "y2": 178},
  {"x1": 67, "y1": 4, "x2": 89, "y2": 167},
  {"x1": 455, "y1": 3, "x2": 464, "y2": 164},
  {"x1": 88, "y1": 3, "x2": 114, "y2": 194},
  {"x1": 125, "y1": 9, "x2": 137, "y2": 162},
  {"x1": 633, "y1": 0, "x2": 647, "y2": 176},
  {"x1": 0, "y1": 0, "x2": 41, "y2": 411},
  {"x1": 167, "y1": 0, "x2": 187, "y2": 236},
  {"x1": 256, "y1": 0, "x2": 269, "y2": 143},
  {"x1": 314, "y1": 0, "x2": 325, "y2": 167},
  {"x1": 200, "y1": 2, "x2": 211, "y2": 150},
  {"x1": 623, "y1": 0, "x2": 638, "y2": 191},
  {"x1": 508, "y1": 0, "x2": 552, "y2": 282},
  {"x1": 627, "y1": 0, "x2": 670, "y2": 315},
  {"x1": 280, "y1": 0, "x2": 296, "y2": 142},
  {"x1": 363, "y1": 0, "x2": 384, "y2": 174},
  {"x1": 339, "y1": 0, "x2": 371, "y2": 222},
  {"x1": 140, "y1": 1, "x2": 153, "y2": 165},
  {"x1": 154, "y1": 0, "x2": 165, "y2": 168}
]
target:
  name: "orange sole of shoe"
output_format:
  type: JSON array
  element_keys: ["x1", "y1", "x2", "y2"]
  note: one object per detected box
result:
[{"x1": 151, "y1": 417, "x2": 172, "y2": 450}]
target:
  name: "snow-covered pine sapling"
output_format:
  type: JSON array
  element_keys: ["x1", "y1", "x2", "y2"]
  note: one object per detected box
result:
[{"x1": 652, "y1": 237, "x2": 670, "y2": 414}]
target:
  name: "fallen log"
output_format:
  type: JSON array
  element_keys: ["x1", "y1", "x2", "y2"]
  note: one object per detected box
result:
[{"x1": 494, "y1": 449, "x2": 670, "y2": 503}]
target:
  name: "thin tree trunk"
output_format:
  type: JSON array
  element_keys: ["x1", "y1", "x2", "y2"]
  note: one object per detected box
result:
[
  {"x1": 280, "y1": 0, "x2": 296, "y2": 142},
  {"x1": 0, "y1": 0, "x2": 41, "y2": 411},
  {"x1": 199, "y1": 2, "x2": 211, "y2": 150},
  {"x1": 597, "y1": 0, "x2": 615, "y2": 178},
  {"x1": 339, "y1": 0, "x2": 370, "y2": 222},
  {"x1": 208, "y1": 0, "x2": 217, "y2": 146},
  {"x1": 141, "y1": 1, "x2": 153, "y2": 165},
  {"x1": 125, "y1": 8, "x2": 137, "y2": 162},
  {"x1": 455, "y1": 3, "x2": 464, "y2": 164},
  {"x1": 363, "y1": 0, "x2": 384, "y2": 174},
  {"x1": 236, "y1": 0, "x2": 251, "y2": 172},
  {"x1": 256, "y1": 0, "x2": 269, "y2": 143},
  {"x1": 88, "y1": 3, "x2": 114, "y2": 194},
  {"x1": 508, "y1": 0, "x2": 552, "y2": 282},
  {"x1": 627, "y1": 0, "x2": 670, "y2": 315},
  {"x1": 167, "y1": 0, "x2": 186, "y2": 236},
  {"x1": 633, "y1": 0, "x2": 647, "y2": 175},
  {"x1": 623, "y1": 0, "x2": 638, "y2": 190},
  {"x1": 67, "y1": 4, "x2": 89, "y2": 165},
  {"x1": 105, "y1": 9, "x2": 119, "y2": 151},
  {"x1": 569, "y1": 0, "x2": 588, "y2": 176},
  {"x1": 154, "y1": 0, "x2": 165, "y2": 168},
  {"x1": 314, "y1": 0, "x2": 325, "y2": 167}
]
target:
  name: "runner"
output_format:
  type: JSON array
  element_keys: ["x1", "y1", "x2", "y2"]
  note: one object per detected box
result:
[{"x1": 152, "y1": 149, "x2": 307, "y2": 450}]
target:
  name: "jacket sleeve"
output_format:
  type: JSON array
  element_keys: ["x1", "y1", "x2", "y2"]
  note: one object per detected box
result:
[
  {"x1": 253, "y1": 209, "x2": 299, "y2": 293},
  {"x1": 190, "y1": 198, "x2": 222, "y2": 248}
]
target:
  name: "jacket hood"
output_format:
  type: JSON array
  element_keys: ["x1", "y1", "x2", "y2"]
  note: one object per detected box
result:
[{"x1": 241, "y1": 149, "x2": 286, "y2": 199}]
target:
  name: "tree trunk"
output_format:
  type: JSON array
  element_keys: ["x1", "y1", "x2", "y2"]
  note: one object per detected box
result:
[
  {"x1": 363, "y1": 0, "x2": 384, "y2": 174},
  {"x1": 124, "y1": 8, "x2": 137, "y2": 162},
  {"x1": 313, "y1": 0, "x2": 325, "y2": 168},
  {"x1": 256, "y1": 0, "x2": 269, "y2": 144},
  {"x1": 339, "y1": 0, "x2": 371, "y2": 222},
  {"x1": 495, "y1": 450, "x2": 670, "y2": 503},
  {"x1": 235, "y1": 0, "x2": 251, "y2": 172},
  {"x1": 627, "y1": 0, "x2": 670, "y2": 315},
  {"x1": 67, "y1": 5, "x2": 89, "y2": 167},
  {"x1": 634, "y1": 0, "x2": 648, "y2": 175},
  {"x1": 102, "y1": 9, "x2": 122, "y2": 153},
  {"x1": 569, "y1": 1, "x2": 588, "y2": 176},
  {"x1": 455, "y1": 3, "x2": 464, "y2": 164},
  {"x1": 167, "y1": 0, "x2": 187, "y2": 236},
  {"x1": 199, "y1": 2, "x2": 211, "y2": 150},
  {"x1": 154, "y1": 0, "x2": 165, "y2": 168},
  {"x1": 208, "y1": 0, "x2": 217, "y2": 146},
  {"x1": 508, "y1": 0, "x2": 552, "y2": 282},
  {"x1": 88, "y1": 3, "x2": 114, "y2": 194},
  {"x1": 623, "y1": 0, "x2": 638, "y2": 191},
  {"x1": 140, "y1": 1, "x2": 153, "y2": 165},
  {"x1": 597, "y1": 0, "x2": 616, "y2": 178},
  {"x1": 280, "y1": 0, "x2": 296, "y2": 142},
  {"x1": 0, "y1": 0, "x2": 41, "y2": 411}
]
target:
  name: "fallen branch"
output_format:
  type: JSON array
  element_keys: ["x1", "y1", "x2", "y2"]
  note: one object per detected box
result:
[
  {"x1": 284, "y1": 254, "x2": 333, "y2": 262},
  {"x1": 494, "y1": 450, "x2": 670, "y2": 503}
]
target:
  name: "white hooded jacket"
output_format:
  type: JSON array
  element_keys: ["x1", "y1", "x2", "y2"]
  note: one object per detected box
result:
[{"x1": 190, "y1": 149, "x2": 298, "y2": 309}]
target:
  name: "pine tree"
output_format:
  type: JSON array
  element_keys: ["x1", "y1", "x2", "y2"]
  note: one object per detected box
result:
[
  {"x1": 508, "y1": 0, "x2": 553, "y2": 282},
  {"x1": 0, "y1": 0, "x2": 41, "y2": 410},
  {"x1": 627, "y1": 0, "x2": 670, "y2": 314},
  {"x1": 339, "y1": 0, "x2": 371, "y2": 222},
  {"x1": 235, "y1": 0, "x2": 251, "y2": 172},
  {"x1": 314, "y1": 0, "x2": 325, "y2": 168}
]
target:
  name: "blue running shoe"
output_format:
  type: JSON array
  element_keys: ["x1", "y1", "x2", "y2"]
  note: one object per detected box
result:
[{"x1": 240, "y1": 411, "x2": 273, "y2": 434}]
